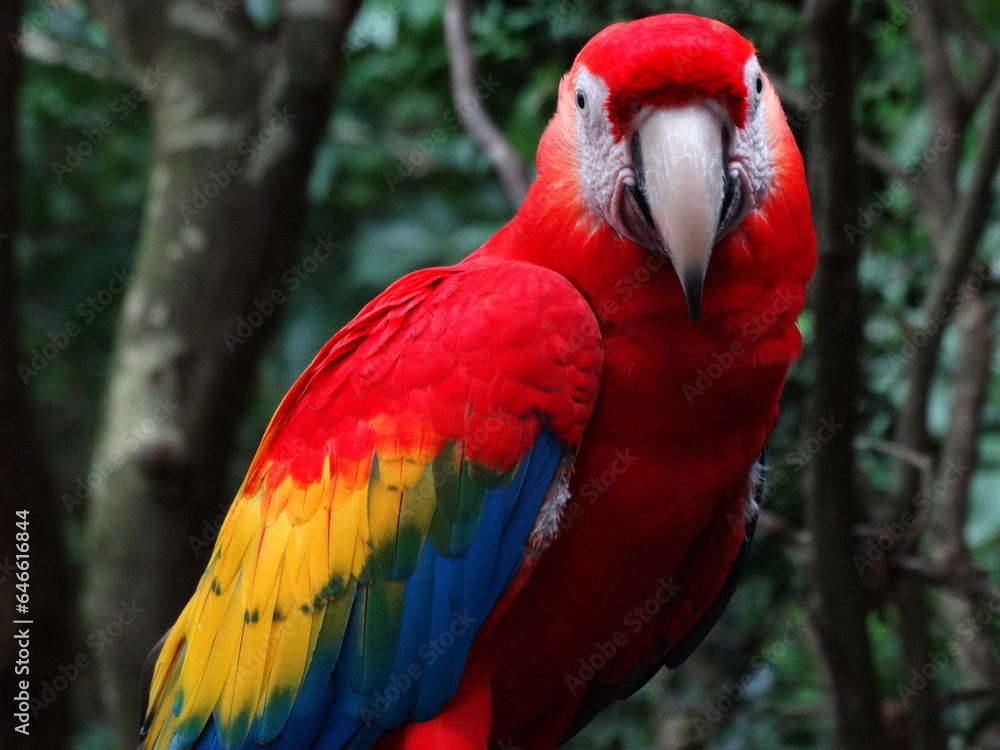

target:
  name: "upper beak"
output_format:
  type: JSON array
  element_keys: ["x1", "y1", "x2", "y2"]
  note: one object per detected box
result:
[{"x1": 632, "y1": 105, "x2": 726, "y2": 322}]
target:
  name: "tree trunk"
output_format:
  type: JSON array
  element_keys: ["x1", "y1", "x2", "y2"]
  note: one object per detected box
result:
[
  {"x1": 803, "y1": 1, "x2": 888, "y2": 748},
  {"x1": 0, "y1": 2, "x2": 74, "y2": 747},
  {"x1": 79, "y1": 1, "x2": 361, "y2": 746}
]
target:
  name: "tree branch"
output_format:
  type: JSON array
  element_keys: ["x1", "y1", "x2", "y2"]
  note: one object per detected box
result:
[
  {"x1": 910, "y1": 1, "x2": 963, "y2": 199},
  {"x1": 934, "y1": 0, "x2": 1000, "y2": 111},
  {"x1": 13, "y1": 28, "x2": 129, "y2": 83},
  {"x1": 777, "y1": 80, "x2": 944, "y2": 221},
  {"x1": 940, "y1": 688, "x2": 1000, "y2": 706},
  {"x1": 855, "y1": 137, "x2": 909, "y2": 184},
  {"x1": 759, "y1": 509, "x2": 812, "y2": 546},
  {"x1": 890, "y1": 557, "x2": 1000, "y2": 607},
  {"x1": 855, "y1": 438, "x2": 933, "y2": 478},
  {"x1": 443, "y1": 0, "x2": 531, "y2": 207},
  {"x1": 938, "y1": 77, "x2": 1000, "y2": 291},
  {"x1": 933, "y1": 298, "x2": 993, "y2": 559},
  {"x1": 893, "y1": 75, "x2": 1000, "y2": 512}
]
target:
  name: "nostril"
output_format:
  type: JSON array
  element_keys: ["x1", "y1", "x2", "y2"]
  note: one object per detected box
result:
[
  {"x1": 717, "y1": 169, "x2": 743, "y2": 241},
  {"x1": 630, "y1": 132, "x2": 646, "y2": 193},
  {"x1": 628, "y1": 182, "x2": 656, "y2": 233},
  {"x1": 625, "y1": 131, "x2": 659, "y2": 243},
  {"x1": 719, "y1": 170, "x2": 736, "y2": 228}
]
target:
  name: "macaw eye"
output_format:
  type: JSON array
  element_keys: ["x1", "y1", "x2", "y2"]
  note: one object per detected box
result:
[
  {"x1": 576, "y1": 90, "x2": 587, "y2": 112},
  {"x1": 753, "y1": 74, "x2": 764, "y2": 100}
]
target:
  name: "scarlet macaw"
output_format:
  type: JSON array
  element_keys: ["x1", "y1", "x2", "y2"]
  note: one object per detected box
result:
[{"x1": 139, "y1": 14, "x2": 815, "y2": 750}]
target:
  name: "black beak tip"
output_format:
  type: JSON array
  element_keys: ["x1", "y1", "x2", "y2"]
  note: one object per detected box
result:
[
  {"x1": 687, "y1": 301, "x2": 701, "y2": 324},
  {"x1": 681, "y1": 273, "x2": 704, "y2": 323}
]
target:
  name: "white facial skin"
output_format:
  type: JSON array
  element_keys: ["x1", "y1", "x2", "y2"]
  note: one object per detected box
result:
[{"x1": 572, "y1": 56, "x2": 774, "y2": 320}]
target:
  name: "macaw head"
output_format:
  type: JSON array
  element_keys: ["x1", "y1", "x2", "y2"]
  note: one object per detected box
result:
[{"x1": 537, "y1": 14, "x2": 801, "y2": 321}]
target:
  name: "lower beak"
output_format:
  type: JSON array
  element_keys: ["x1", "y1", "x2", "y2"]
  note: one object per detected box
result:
[{"x1": 632, "y1": 105, "x2": 726, "y2": 322}]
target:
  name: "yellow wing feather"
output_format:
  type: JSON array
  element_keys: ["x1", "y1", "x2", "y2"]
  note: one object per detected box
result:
[{"x1": 144, "y1": 443, "x2": 440, "y2": 747}]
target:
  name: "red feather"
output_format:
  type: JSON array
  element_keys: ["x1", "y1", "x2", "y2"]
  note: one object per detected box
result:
[{"x1": 577, "y1": 15, "x2": 757, "y2": 137}]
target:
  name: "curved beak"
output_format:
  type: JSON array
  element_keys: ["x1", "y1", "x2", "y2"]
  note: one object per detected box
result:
[{"x1": 633, "y1": 105, "x2": 725, "y2": 322}]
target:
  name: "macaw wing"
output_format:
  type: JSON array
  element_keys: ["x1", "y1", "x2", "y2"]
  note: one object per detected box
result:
[{"x1": 140, "y1": 260, "x2": 603, "y2": 750}]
